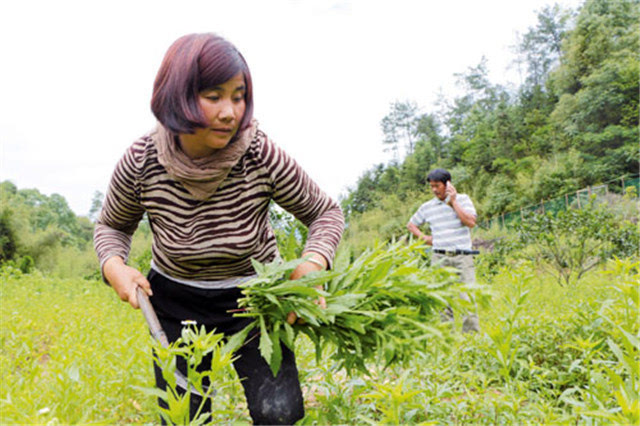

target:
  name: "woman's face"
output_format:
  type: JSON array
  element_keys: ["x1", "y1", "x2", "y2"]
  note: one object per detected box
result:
[{"x1": 179, "y1": 72, "x2": 246, "y2": 158}]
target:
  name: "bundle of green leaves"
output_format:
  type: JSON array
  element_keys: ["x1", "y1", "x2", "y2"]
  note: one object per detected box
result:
[{"x1": 228, "y1": 241, "x2": 460, "y2": 376}]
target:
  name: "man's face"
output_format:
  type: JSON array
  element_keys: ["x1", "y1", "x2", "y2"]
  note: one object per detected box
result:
[{"x1": 429, "y1": 180, "x2": 447, "y2": 201}]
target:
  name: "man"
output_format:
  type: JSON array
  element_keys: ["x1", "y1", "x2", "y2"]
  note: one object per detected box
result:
[{"x1": 407, "y1": 168, "x2": 480, "y2": 333}]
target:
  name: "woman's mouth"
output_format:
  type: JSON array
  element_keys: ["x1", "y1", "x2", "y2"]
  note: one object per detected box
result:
[{"x1": 211, "y1": 128, "x2": 232, "y2": 133}]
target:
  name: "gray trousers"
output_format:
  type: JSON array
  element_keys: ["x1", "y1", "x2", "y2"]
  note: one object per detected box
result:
[{"x1": 432, "y1": 253, "x2": 480, "y2": 333}]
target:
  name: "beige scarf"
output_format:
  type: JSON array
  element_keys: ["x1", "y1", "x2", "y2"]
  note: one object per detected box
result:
[{"x1": 154, "y1": 119, "x2": 258, "y2": 200}]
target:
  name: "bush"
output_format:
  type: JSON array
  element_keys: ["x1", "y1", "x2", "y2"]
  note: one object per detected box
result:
[
  {"x1": 516, "y1": 198, "x2": 638, "y2": 285},
  {"x1": 17, "y1": 256, "x2": 34, "y2": 274}
]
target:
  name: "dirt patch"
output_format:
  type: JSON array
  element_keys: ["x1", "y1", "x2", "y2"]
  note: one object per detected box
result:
[{"x1": 472, "y1": 238, "x2": 504, "y2": 252}]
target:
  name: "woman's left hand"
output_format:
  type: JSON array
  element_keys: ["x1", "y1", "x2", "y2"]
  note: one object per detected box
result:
[{"x1": 287, "y1": 253, "x2": 327, "y2": 324}]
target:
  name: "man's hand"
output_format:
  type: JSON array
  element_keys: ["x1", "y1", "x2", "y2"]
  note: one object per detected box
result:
[
  {"x1": 103, "y1": 256, "x2": 152, "y2": 309},
  {"x1": 446, "y1": 182, "x2": 477, "y2": 228},
  {"x1": 407, "y1": 222, "x2": 433, "y2": 245},
  {"x1": 287, "y1": 252, "x2": 327, "y2": 325},
  {"x1": 445, "y1": 181, "x2": 457, "y2": 205}
]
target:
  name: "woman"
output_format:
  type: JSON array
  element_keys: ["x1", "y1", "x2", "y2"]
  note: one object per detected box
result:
[{"x1": 94, "y1": 33, "x2": 344, "y2": 424}]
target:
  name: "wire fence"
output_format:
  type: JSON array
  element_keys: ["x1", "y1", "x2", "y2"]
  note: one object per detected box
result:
[{"x1": 478, "y1": 175, "x2": 640, "y2": 230}]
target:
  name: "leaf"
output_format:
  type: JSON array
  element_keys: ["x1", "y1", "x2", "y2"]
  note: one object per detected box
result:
[
  {"x1": 282, "y1": 322, "x2": 295, "y2": 348},
  {"x1": 133, "y1": 385, "x2": 167, "y2": 400},
  {"x1": 250, "y1": 258, "x2": 267, "y2": 276},
  {"x1": 363, "y1": 259, "x2": 394, "y2": 287},
  {"x1": 235, "y1": 241, "x2": 462, "y2": 374},
  {"x1": 223, "y1": 323, "x2": 255, "y2": 355},
  {"x1": 268, "y1": 330, "x2": 283, "y2": 377},
  {"x1": 342, "y1": 317, "x2": 366, "y2": 334},
  {"x1": 258, "y1": 316, "x2": 273, "y2": 364},
  {"x1": 264, "y1": 292, "x2": 281, "y2": 307}
]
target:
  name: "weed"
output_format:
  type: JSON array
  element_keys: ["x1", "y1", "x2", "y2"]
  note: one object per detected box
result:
[{"x1": 1, "y1": 257, "x2": 637, "y2": 424}]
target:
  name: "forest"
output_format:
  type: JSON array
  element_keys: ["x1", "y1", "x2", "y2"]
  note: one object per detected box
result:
[
  {"x1": 341, "y1": 0, "x2": 638, "y2": 252},
  {"x1": 1, "y1": 0, "x2": 639, "y2": 424}
]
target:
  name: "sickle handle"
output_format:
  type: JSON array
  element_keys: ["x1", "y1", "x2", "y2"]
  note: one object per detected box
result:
[{"x1": 136, "y1": 286, "x2": 169, "y2": 347}]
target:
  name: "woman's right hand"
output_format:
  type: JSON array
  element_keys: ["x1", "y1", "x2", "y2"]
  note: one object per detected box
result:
[{"x1": 102, "y1": 256, "x2": 152, "y2": 309}]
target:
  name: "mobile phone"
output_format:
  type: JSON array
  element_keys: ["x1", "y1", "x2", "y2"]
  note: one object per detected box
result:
[{"x1": 445, "y1": 181, "x2": 451, "y2": 203}]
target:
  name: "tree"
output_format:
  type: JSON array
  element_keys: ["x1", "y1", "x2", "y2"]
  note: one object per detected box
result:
[
  {"x1": 415, "y1": 113, "x2": 445, "y2": 163},
  {"x1": 0, "y1": 180, "x2": 96, "y2": 270},
  {"x1": 342, "y1": 164, "x2": 387, "y2": 216},
  {"x1": 515, "y1": 4, "x2": 573, "y2": 89},
  {"x1": 381, "y1": 100, "x2": 419, "y2": 161},
  {"x1": 340, "y1": 0, "x2": 639, "y2": 230},
  {"x1": 451, "y1": 57, "x2": 498, "y2": 112},
  {"x1": 517, "y1": 199, "x2": 634, "y2": 286},
  {"x1": 548, "y1": 0, "x2": 640, "y2": 180},
  {"x1": 0, "y1": 209, "x2": 17, "y2": 262},
  {"x1": 89, "y1": 190, "x2": 104, "y2": 222},
  {"x1": 400, "y1": 139, "x2": 435, "y2": 192},
  {"x1": 269, "y1": 202, "x2": 307, "y2": 262},
  {"x1": 444, "y1": 57, "x2": 503, "y2": 173}
]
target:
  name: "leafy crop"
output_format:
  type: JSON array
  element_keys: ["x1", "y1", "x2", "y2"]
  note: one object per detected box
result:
[
  {"x1": 231, "y1": 241, "x2": 461, "y2": 376},
  {"x1": 1, "y1": 255, "x2": 637, "y2": 424}
]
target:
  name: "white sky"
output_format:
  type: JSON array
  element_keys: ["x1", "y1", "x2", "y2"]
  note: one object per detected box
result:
[{"x1": 0, "y1": 0, "x2": 583, "y2": 216}]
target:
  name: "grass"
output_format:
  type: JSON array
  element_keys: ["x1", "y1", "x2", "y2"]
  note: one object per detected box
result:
[
  {"x1": 1, "y1": 258, "x2": 637, "y2": 424},
  {"x1": 0, "y1": 271, "x2": 154, "y2": 424}
]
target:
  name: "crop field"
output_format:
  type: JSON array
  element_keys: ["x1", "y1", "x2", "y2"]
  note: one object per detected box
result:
[{"x1": 1, "y1": 258, "x2": 638, "y2": 425}]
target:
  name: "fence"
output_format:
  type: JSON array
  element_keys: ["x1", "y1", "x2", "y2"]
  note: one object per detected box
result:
[{"x1": 479, "y1": 175, "x2": 640, "y2": 230}]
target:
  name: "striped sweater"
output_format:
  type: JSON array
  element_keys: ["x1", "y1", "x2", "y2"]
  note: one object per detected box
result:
[
  {"x1": 94, "y1": 127, "x2": 345, "y2": 281},
  {"x1": 409, "y1": 195, "x2": 476, "y2": 251}
]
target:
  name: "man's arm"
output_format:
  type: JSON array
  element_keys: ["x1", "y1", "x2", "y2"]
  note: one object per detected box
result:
[
  {"x1": 446, "y1": 182, "x2": 476, "y2": 228},
  {"x1": 451, "y1": 200, "x2": 476, "y2": 228},
  {"x1": 407, "y1": 221, "x2": 433, "y2": 245}
]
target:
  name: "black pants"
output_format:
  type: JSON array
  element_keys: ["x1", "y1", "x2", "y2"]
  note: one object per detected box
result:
[{"x1": 148, "y1": 269, "x2": 305, "y2": 425}]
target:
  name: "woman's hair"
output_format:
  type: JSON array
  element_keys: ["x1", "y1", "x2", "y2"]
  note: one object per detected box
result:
[
  {"x1": 427, "y1": 168, "x2": 451, "y2": 184},
  {"x1": 151, "y1": 33, "x2": 254, "y2": 135}
]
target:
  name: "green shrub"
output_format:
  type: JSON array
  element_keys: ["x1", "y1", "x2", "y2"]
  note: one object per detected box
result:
[{"x1": 516, "y1": 198, "x2": 638, "y2": 285}]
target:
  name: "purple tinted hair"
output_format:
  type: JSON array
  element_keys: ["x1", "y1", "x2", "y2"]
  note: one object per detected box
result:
[{"x1": 151, "y1": 33, "x2": 254, "y2": 135}]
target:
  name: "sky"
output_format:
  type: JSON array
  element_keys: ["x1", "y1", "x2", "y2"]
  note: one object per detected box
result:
[{"x1": 0, "y1": 0, "x2": 584, "y2": 216}]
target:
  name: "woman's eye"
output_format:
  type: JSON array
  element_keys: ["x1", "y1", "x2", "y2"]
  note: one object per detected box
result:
[{"x1": 206, "y1": 95, "x2": 220, "y2": 102}]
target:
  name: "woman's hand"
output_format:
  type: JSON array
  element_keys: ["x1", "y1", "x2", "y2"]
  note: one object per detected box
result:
[
  {"x1": 286, "y1": 252, "x2": 327, "y2": 325},
  {"x1": 103, "y1": 256, "x2": 152, "y2": 309}
]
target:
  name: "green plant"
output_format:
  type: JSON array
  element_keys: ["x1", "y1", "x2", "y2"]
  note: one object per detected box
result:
[
  {"x1": 560, "y1": 257, "x2": 639, "y2": 424},
  {"x1": 2, "y1": 255, "x2": 636, "y2": 424},
  {"x1": 0, "y1": 273, "x2": 155, "y2": 424},
  {"x1": 141, "y1": 325, "x2": 235, "y2": 425},
  {"x1": 17, "y1": 255, "x2": 34, "y2": 274},
  {"x1": 299, "y1": 362, "x2": 372, "y2": 425},
  {"x1": 132, "y1": 248, "x2": 152, "y2": 276},
  {"x1": 482, "y1": 266, "x2": 532, "y2": 383},
  {"x1": 269, "y1": 203, "x2": 308, "y2": 262},
  {"x1": 516, "y1": 199, "x2": 634, "y2": 285},
  {"x1": 231, "y1": 241, "x2": 462, "y2": 376},
  {"x1": 474, "y1": 235, "x2": 521, "y2": 279},
  {"x1": 361, "y1": 370, "x2": 423, "y2": 425}
]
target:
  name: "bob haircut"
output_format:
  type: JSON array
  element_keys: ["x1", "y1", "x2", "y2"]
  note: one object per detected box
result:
[
  {"x1": 151, "y1": 33, "x2": 254, "y2": 136},
  {"x1": 427, "y1": 168, "x2": 451, "y2": 184}
]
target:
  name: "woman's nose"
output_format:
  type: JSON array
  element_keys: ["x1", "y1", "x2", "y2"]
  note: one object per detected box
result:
[{"x1": 218, "y1": 101, "x2": 235, "y2": 121}]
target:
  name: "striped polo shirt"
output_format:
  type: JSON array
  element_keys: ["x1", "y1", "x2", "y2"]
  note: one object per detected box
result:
[
  {"x1": 94, "y1": 126, "x2": 344, "y2": 283},
  {"x1": 409, "y1": 195, "x2": 476, "y2": 250}
]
